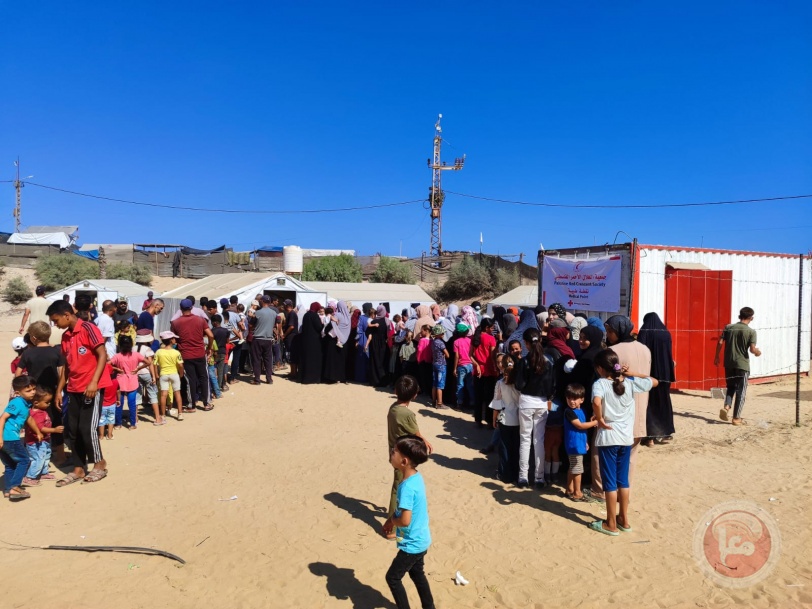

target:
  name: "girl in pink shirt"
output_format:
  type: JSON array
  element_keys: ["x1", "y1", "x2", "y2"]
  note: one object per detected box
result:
[{"x1": 110, "y1": 336, "x2": 147, "y2": 429}]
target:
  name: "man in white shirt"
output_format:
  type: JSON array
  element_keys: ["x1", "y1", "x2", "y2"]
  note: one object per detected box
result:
[
  {"x1": 95, "y1": 300, "x2": 117, "y2": 359},
  {"x1": 19, "y1": 285, "x2": 51, "y2": 334}
]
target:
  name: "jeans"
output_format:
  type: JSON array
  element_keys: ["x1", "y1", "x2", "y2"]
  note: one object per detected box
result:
[
  {"x1": 26, "y1": 441, "x2": 51, "y2": 478},
  {"x1": 183, "y1": 357, "x2": 210, "y2": 408},
  {"x1": 0, "y1": 439, "x2": 31, "y2": 491},
  {"x1": 725, "y1": 368, "x2": 750, "y2": 419},
  {"x1": 208, "y1": 363, "x2": 222, "y2": 398},
  {"x1": 117, "y1": 389, "x2": 139, "y2": 427},
  {"x1": 229, "y1": 342, "x2": 243, "y2": 380},
  {"x1": 385, "y1": 550, "x2": 435, "y2": 609},
  {"x1": 518, "y1": 406, "x2": 548, "y2": 483},
  {"x1": 497, "y1": 423, "x2": 520, "y2": 484},
  {"x1": 455, "y1": 364, "x2": 475, "y2": 407},
  {"x1": 215, "y1": 356, "x2": 227, "y2": 388}
]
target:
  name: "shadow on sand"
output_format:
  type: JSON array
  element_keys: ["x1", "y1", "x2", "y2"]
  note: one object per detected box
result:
[
  {"x1": 309, "y1": 562, "x2": 396, "y2": 609},
  {"x1": 323, "y1": 492, "x2": 387, "y2": 534}
]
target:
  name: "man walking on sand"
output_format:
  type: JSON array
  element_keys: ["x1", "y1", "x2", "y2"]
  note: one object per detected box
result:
[
  {"x1": 19, "y1": 285, "x2": 50, "y2": 334},
  {"x1": 715, "y1": 307, "x2": 761, "y2": 426}
]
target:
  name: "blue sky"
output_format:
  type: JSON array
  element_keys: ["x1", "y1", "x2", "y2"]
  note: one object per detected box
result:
[{"x1": 1, "y1": 2, "x2": 810, "y2": 257}]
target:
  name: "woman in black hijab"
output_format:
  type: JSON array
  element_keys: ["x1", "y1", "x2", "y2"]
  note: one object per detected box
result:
[
  {"x1": 299, "y1": 302, "x2": 324, "y2": 385},
  {"x1": 366, "y1": 305, "x2": 390, "y2": 387},
  {"x1": 569, "y1": 325, "x2": 604, "y2": 418},
  {"x1": 636, "y1": 313, "x2": 676, "y2": 444}
]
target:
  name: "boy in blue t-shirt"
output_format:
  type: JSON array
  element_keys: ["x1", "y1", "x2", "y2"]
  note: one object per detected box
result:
[
  {"x1": 0, "y1": 375, "x2": 39, "y2": 501},
  {"x1": 563, "y1": 383, "x2": 597, "y2": 502},
  {"x1": 383, "y1": 435, "x2": 435, "y2": 609}
]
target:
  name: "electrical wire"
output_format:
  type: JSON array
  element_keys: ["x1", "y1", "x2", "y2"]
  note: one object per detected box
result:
[
  {"x1": 23, "y1": 182, "x2": 424, "y2": 215},
  {"x1": 445, "y1": 190, "x2": 812, "y2": 209}
]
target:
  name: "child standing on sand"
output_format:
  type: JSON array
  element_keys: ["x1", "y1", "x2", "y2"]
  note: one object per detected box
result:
[
  {"x1": 110, "y1": 336, "x2": 147, "y2": 430},
  {"x1": 383, "y1": 435, "x2": 435, "y2": 609},
  {"x1": 385, "y1": 376, "x2": 433, "y2": 526},
  {"x1": 590, "y1": 350, "x2": 658, "y2": 536},
  {"x1": 0, "y1": 375, "x2": 38, "y2": 501},
  {"x1": 22, "y1": 387, "x2": 63, "y2": 486},
  {"x1": 563, "y1": 383, "x2": 597, "y2": 501}
]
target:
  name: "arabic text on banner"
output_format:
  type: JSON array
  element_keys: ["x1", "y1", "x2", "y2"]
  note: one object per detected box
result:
[{"x1": 541, "y1": 256, "x2": 622, "y2": 312}]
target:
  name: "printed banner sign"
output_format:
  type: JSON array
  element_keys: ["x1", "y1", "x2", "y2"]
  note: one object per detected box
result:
[{"x1": 541, "y1": 256, "x2": 622, "y2": 312}]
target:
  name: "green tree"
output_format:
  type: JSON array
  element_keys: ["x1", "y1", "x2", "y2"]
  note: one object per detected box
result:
[
  {"x1": 35, "y1": 255, "x2": 99, "y2": 290},
  {"x1": 107, "y1": 263, "x2": 153, "y2": 286},
  {"x1": 302, "y1": 254, "x2": 363, "y2": 282},
  {"x1": 434, "y1": 256, "x2": 492, "y2": 302},
  {"x1": 371, "y1": 256, "x2": 413, "y2": 284},
  {"x1": 3, "y1": 277, "x2": 33, "y2": 305}
]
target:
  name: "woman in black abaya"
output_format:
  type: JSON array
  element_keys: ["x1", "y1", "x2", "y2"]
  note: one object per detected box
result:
[
  {"x1": 366, "y1": 305, "x2": 390, "y2": 387},
  {"x1": 636, "y1": 312, "x2": 676, "y2": 444},
  {"x1": 299, "y1": 302, "x2": 324, "y2": 385},
  {"x1": 323, "y1": 301, "x2": 350, "y2": 384}
]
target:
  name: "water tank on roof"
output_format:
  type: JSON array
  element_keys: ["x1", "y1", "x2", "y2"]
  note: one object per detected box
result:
[{"x1": 283, "y1": 245, "x2": 303, "y2": 274}]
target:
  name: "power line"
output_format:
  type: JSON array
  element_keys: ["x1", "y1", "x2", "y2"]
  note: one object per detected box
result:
[
  {"x1": 23, "y1": 182, "x2": 424, "y2": 215},
  {"x1": 445, "y1": 190, "x2": 812, "y2": 209}
]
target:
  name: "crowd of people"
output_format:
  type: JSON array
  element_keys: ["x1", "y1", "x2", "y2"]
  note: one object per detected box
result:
[{"x1": 2, "y1": 288, "x2": 760, "y2": 535}]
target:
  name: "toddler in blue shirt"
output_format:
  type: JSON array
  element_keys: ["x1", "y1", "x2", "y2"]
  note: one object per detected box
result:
[{"x1": 0, "y1": 375, "x2": 38, "y2": 501}]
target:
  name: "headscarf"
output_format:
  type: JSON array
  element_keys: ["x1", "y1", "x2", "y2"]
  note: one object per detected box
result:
[
  {"x1": 501, "y1": 312, "x2": 517, "y2": 337},
  {"x1": 350, "y1": 309, "x2": 361, "y2": 330},
  {"x1": 506, "y1": 309, "x2": 539, "y2": 355},
  {"x1": 587, "y1": 317, "x2": 606, "y2": 333},
  {"x1": 411, "y1": 305, "x2": 434, "y2": 337},
  {"x1": 569, "y1": 316, "x2": 588, "y2": 340},
  {"x1": 309, "y1": 301, "x2": 322, "y2": 313},
  {"x1": 327, "y1": 298, "x2": 338, "y2": 309},
  {"x1": 549, "y1": 318, "x2": 567, "y2": 328},
  {"x1": 461, "y1": 306, "x2": 478, "y2": 337},
  {"x1": 548, "y1": 303, "x2": 567, "y2": 320},
  {"x1": 333, "y1": 301, "x2": 352, "y2": 344},
  {"x1": 533, "y1": 305, "x2": 546, "y2": 315},
  {"x1": 440, "y1": 304, "x2": 459, "y2": 341},
  {"x1": 536, "y1": 311, "x2": 549, "y2": 328},
  {"x1": 605, "y1": 315, "x2": 635, "y2": 343},
  {"x1": 577, "y1": 325, "x2": 604, "y2": 362},
  {"x1": 430, "y1": 303, "x2": 441, "y2": 321},
  {"x1": 375, "y1": 305, "x2": 388, "y2": 319},
  {"x1": 637, "y1": 312, "x2": 675, "y2": 383},
  {"x1": 546, "y1": 326, "x2": 575, "y2": 359},
  {"x1": 492, "y1": 306, "x2": 507, "y2": 323}
]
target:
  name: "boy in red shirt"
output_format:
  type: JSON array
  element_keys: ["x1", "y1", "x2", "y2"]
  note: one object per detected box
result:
[{"x1": 47, "y1": 300, "x2": 112, "y2": 486}]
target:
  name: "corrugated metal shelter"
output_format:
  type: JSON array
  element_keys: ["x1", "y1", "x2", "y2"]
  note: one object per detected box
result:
[
  {"x1": 45, "y1": 279, "x2": 157, "y2": 313},
  {"x1": 537, "y1": 243, "x2": 811, "y2": 388},
  {"x1": 303, "y1": 282, "x2": 434, "y2": 314}
]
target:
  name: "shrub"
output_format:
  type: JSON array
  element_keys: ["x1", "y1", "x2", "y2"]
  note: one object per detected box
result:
[
  {"x1": 491, "y1": 267, "x2": 519, "y2": 296},
  {"x1": 371, "y1": 256, "x2": 413, "y2": 284},
  {"x1": 107, "y1": 263, "x2": 153, "y2": 286},
  {"x1": 35, "y1": 255, "x2": 99, "y2": 290},
  {"x1": 302, "y1": 254, "x2": 363, "y2": 282},
  {"x1": 3, "y1": 276, "x2": 32, "y2": 305},
  {"x1": 434, "y1": 256, "x2": 492, "y2": 302}
]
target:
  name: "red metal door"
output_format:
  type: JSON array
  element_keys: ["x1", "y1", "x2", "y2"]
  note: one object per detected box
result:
[{"x1": 664, "y1": 268, "x2": 732, "y2": 391}]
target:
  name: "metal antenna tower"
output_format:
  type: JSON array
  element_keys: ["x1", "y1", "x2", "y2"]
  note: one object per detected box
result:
[
  {"x1": 12, "y1": 158, "x2": 33, "y2": 233},
  {"x1": 427, "y1": 114, "x2": 464, "y2": 257}
]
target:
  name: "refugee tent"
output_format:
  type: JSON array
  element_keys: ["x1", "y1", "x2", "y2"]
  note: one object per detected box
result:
[
  {"x1": 45, "y1": 279, "x2": 157, "y2": 313},
  {"x1": 487, "y1": 286, "x2": 538, "y2": 314},
  {"x1": 302, "y1": 281, "x2": 434, "y2": 315}
]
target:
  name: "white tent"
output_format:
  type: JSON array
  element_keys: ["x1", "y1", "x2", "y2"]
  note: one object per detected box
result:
[
  {"x1": 302, "y1": 281, "x2": 434, "y2": 315},
  {"x1": 46, "y1": 279, "x2": 157, "y2": 312},
  {"x1": 162, "y1": 272, "x2": 325, "y2": 308},
  {"x1": 488, "y1": 286, "x2": 538, "y2": 313},
  {"x1": 8, "y1": 232, "x2": 73, "y2": 248}
]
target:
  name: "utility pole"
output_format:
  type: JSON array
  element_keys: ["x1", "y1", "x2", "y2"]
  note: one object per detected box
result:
[
  {"x1": 13, "y1": 158, "x2": 22, "y2": 233},
  {"x1": 427, "y1": 115, "x2": 464, "y2": 257},
  {"x1": 12, "y1": 158, "x2": 32, "y2": 233}
]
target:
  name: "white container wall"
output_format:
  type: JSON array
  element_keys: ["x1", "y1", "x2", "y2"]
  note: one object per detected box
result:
[{"x1": 637, "y1": 246, "x2": 811, "y2": 378}]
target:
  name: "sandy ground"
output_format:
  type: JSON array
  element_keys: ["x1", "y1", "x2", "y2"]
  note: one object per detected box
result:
[{"x1": 0, "y1": 301, "x2": 809, "y2": 608}]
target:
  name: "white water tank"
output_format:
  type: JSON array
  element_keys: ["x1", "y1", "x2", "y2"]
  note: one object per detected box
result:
[{"x1": 283, "y1": 245, "x2": 303, "y2": 274}]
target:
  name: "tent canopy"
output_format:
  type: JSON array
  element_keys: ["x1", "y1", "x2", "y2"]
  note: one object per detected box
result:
[
  {"x1": 162, "y1": 272, "x2": 326, "y2": 309},
  {"x1": 488, "y1": 286, "x2": 538, "y2": 313},
  {"x1": 45, "y1": 279, "x2": 157, "y2": 312},
  {"x1": 302, "y1": 281, "x2": 434, "y2": 314},
  {"x1": 8, "y1": 232, "x2": 74, "y2": 248}
]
